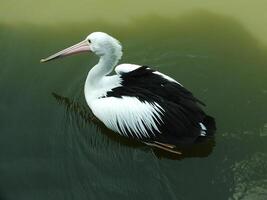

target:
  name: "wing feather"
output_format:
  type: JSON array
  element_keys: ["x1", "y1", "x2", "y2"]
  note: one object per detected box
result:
[{"x1": 90, "y1": 96, "x2": 163, "y2": 139}]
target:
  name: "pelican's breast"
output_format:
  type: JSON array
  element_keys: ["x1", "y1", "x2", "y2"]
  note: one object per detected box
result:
[{"x1": 84, "y1": 75, "x2": 122, "y2": 107}]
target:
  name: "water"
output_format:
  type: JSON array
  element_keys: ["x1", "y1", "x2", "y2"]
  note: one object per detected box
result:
[{"x1": 0, "y1": 10, "x2": 267, "y2": 200}]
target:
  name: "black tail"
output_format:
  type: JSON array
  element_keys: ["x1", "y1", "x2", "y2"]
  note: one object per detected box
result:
[{"x1": 203, "y1": 115, "x2": 216, "y2": 137}]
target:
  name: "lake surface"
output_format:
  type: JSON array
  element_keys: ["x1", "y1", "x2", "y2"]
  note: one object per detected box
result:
[{"x1": 0, "y1": 9, "x2": 267, "y2": 200}]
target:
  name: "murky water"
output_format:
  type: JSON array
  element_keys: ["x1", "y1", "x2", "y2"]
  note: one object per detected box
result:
[{"x1": 0, "y1": 9, "x2": 267, "y2": 200}]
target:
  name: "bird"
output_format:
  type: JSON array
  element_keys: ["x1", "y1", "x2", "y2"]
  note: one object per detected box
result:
[{"x1": 41, "y1": 32, "x2": 216, "y2": 154}]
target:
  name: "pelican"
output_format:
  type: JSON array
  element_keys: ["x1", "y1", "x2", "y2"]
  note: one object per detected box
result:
[{"x1": 41, "y1": 32, "x2": 216, "y2": 154}]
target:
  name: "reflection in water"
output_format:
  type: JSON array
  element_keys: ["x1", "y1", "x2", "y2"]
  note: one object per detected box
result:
[
  {"x1": 52, "y1": 92, "x2": 94, "y2": 126},
  {"x1": 52, "y1": 92, "x2": 215, "y2": 160}
]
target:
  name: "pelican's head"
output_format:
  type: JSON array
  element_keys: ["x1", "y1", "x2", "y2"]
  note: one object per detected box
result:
[{"x1": 40, "y1": 32, "x2": 122, "y2": 63}]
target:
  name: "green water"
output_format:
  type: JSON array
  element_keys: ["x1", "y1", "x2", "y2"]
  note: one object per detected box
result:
[{"x1": 1, "y1": 11, "x2": 267, "y2": 200}]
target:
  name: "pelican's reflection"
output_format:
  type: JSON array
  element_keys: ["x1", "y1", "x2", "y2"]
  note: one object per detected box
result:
[{"x1": 52, "y1": 92, "x2": 215, "y2": 160}]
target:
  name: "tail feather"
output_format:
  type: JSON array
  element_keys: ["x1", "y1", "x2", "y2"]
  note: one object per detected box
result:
[{"x1": 202, "y1": 115, "x2": 216, "y2": 137}]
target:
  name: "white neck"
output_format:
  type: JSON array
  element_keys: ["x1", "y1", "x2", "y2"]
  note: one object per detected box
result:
[
  {"x1": 86, "y1": 53, "x2": 120, "y2": 85},
  {"x1": 84, "y1": 52, "x2": 122, "y2": 105}
]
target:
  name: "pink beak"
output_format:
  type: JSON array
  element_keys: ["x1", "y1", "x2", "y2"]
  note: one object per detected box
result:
[{"x1": 40, "y1": 40, "x2": 91, "y2": 63}]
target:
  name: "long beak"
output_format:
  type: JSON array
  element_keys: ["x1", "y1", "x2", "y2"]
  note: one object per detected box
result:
[{"x1": 40, "y1": 40, "x2": 91, "y2": 63}]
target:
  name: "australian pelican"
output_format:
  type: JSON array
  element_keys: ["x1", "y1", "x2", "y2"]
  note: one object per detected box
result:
[{"x1": 41, "y1": 32, "x2": 216, "y2": 154}]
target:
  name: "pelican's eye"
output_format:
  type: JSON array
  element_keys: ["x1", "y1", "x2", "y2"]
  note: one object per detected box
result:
[{"x1": 88, "y1": 39, "x2": 91, "y2": 43}]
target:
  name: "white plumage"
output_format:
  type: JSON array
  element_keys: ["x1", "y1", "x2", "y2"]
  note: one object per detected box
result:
[
  {"x1": 90, "y1": 96, "x2": 163, "y2": 138},
  {"x1": 115, "y1": 63, "x2": 141, "y2": 74}
]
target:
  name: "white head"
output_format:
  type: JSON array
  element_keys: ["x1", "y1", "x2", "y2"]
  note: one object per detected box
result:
[
  {"x1": 40, "y1": 32, "x2": 122, "y2": 63},
  {"x1": 87, "y1": 32, "x2": 122, "y2": 58}
]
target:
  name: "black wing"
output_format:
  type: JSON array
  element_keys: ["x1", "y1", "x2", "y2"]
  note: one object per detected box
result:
[{"x1": 107, "y1": 66, "x2": 216, "y2": 145}]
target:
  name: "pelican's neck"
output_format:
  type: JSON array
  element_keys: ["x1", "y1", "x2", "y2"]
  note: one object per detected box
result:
[
  {"x1": 86, "y1": 53, "x2": 120, "y2": 86},
  {"x1": 84, "y1": 53, "x2": 122, "y2": 104}
]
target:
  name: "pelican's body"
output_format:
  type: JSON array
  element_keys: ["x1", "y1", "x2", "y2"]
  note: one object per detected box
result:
[{"x1": 41, "y1": 32, "x2": 216, "y2": 153}]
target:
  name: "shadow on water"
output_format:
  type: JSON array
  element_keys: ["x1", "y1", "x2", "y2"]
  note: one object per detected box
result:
[{"x1": 1, "y1": 10, "x2": 267, "y2": 200}]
